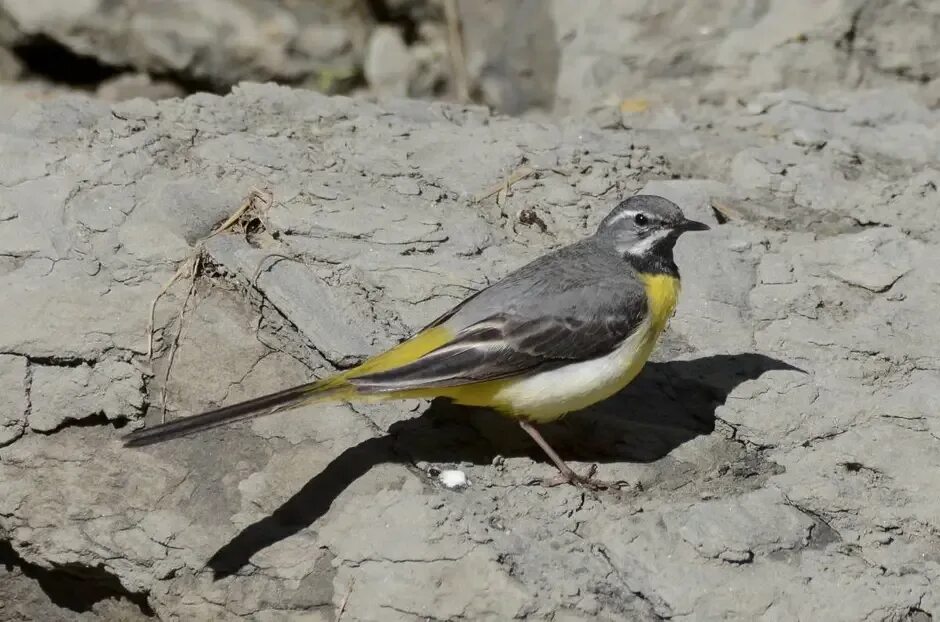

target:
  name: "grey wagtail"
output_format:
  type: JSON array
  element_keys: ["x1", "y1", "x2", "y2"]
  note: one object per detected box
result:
[{"x1": 124, "y1": 195, "x2": 709, "y2": 488}]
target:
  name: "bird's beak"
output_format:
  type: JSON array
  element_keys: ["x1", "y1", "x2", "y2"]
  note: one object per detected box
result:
[{"x1": 678, "y1": 218, "x2": 710, "y2": 232}]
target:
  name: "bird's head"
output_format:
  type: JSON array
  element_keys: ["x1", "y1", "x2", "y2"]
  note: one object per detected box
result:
[{"x1": 594, "y1": 195, "x2": 709, "y2": 271}]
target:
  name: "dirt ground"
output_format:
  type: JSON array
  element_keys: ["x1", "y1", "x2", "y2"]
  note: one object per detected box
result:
[{"x1": 1, "y1": 2, "x2": 939, "y2": 621}]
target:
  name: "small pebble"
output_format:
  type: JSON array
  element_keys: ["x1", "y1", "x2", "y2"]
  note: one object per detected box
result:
[{"x1": 438, "y1": 469, "x2": 470, "y2": 489}]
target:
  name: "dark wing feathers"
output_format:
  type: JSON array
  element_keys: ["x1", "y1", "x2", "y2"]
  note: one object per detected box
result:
[{"x1": 348, "y1": 315, "x2": 560, "y2": 391}]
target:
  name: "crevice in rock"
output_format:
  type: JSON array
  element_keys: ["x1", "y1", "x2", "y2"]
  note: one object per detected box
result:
[
  {"x1": 20, "y1": 353, "x2": 95, "y2": 368},
  {"x1": 870, "y1": 65, "x2": 933, "y2": 85},
  {"x1": 12, "y1": 35, "x2": 124, "y2": 87},
  {"x1": 23, "y1": 356, "x2": 33, "y2": 428},
  {"x1": 849, "y1": 217, "x2": 891, "y2": 230},
  {"x1": 10, "y1": 33, "x2": 223, "y2": 94},
  {"x1": 840, "y1": 461, "x2": 868, "y2": 474},
  {"x1": 0, "y1": 540, "x2": 155, "y2": 617},
  {"x1": 800, "y1": 428, "x2": 849, "y2": 448},
  {"x1": 380, "y1": 604, "x2": 451, "y2": 622},
  {"x1": 37, "y1": 411, "x2": 130, "y2": 435},
  {"x1": 905, "y1": 607, "x2": 933, "y2": 622}
]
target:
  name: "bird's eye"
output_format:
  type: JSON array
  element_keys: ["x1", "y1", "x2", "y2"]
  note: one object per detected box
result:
[{"x1": 634, "y1": 213, "x2": 648, "y2": 226}]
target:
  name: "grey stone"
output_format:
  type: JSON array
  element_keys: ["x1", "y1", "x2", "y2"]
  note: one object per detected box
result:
[
  {"x1": 364, "y1": 26, "x2": 416, "y2": 98},
  {"x1": 0, "y1": 84, "x2": 937, "y2": 621},
  {"x1": 0, "y1": 0, "x2": 371, "y2": 90}
]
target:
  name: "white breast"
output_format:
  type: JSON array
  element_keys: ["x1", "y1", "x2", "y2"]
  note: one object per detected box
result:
[{"x1": 494, "y1": 315, "x2": 656, "y2": 423}]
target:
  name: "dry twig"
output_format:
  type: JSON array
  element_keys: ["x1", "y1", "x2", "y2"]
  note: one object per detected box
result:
[
  {"x1": 443, "y1": 0, "x2": 470, "y2": 103},
  {"x1": 146, "y1": 187, "x2": 274, "y2": 422},
  {"x1": 336, "y1": 579, "x2": 355, "y2": 621},
  {"x1": 474, "y1": 166, "x2": 537, "y2": 203},
  {"x1": 160, "y1": 254, "x2": 200, "y2": 422}
]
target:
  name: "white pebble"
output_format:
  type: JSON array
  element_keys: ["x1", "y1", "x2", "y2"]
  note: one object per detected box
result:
[{"x1": 438, "y1": 469, "x2": 469, "y2": 489}]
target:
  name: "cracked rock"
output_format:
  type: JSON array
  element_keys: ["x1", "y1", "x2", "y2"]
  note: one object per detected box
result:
[
  {"x1": 664, "y1": 488, "x2": 815, "y2": 561},
  {"x1": 29, "y1": 359, "x2": 145, "y2": 432},
  {"x1": 0, "y1": 83, "x2": 938, "y2": 620},
  {"x1": 819, "y1": 229, "x2": 913, "y2": 293}
]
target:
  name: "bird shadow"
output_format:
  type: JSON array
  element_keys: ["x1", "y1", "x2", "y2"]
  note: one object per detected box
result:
[{"x1": 206, "y1": 352, "x2": 801, "y2": 579}]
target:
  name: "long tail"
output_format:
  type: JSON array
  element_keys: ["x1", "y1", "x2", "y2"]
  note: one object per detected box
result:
[
  {"x1": 122, "y1": 377, "x2": 350, "y2": 447},
  {"x1": 123, "y1": 325, "x2": 456, "y2": 448}
]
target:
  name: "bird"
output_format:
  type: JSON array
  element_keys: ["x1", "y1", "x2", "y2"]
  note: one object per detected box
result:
[{"x1": 123, "y1": 194, "x2": 709, "y2": 488}]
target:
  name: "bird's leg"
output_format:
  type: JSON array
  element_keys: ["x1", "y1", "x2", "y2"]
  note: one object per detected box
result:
[{"x1": 518, "y1": 420, "x2": 606, "y2": 490}]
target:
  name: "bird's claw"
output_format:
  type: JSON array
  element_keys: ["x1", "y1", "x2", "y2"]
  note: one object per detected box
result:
[{"x1": 541, "y1": 464, "x2": 616, "y2": 491}]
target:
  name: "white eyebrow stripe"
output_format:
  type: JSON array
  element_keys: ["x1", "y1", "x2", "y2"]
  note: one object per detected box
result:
[{"x1": 606, "y1": 209, "x2": 638, "y2": 227}]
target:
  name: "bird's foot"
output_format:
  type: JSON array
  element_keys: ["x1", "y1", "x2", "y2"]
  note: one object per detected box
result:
[{"x1": 541, "y1": 464, "x2": 616, "y2": 491}]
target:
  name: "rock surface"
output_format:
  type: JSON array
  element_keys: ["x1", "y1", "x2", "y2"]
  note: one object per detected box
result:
[
  {"x1": 0, "y1": 0, "x2": 370, "y2": 91},
  {"x1": 3, "y1": 1, "x2": 939, "y2": 116},
  {"x1": 460, "y1": 0, "x2": 940, "y2": 115},
  {"x1": 0, "y1": 83, "x2": 938, "y2": 620}
]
